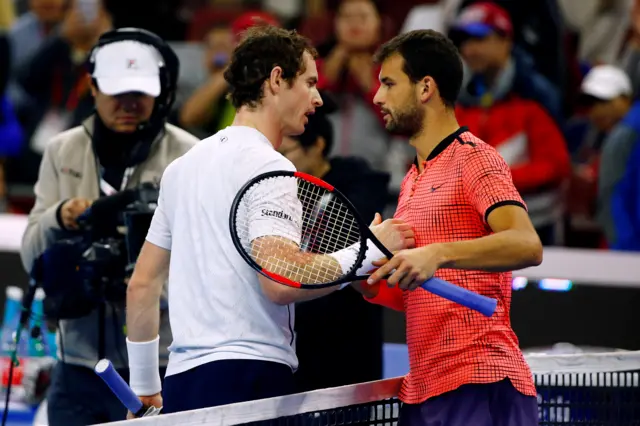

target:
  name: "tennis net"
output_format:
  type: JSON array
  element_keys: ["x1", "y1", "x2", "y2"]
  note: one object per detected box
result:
[{"x1": 103, "y1": 350, "x2": 640, "y2": 426}]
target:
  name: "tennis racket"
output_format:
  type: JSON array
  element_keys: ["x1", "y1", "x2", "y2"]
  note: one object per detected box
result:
[
  {"x1": 229, "y1": 170, "x2": 497, "y2": 317},
  {"x1": 94, "y1": 359, "x2": 162, "y2": 418}
]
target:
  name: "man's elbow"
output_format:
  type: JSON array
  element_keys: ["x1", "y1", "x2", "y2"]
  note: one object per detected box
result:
[
  {"x1": 127, "y1": 278, "x2": 157, "y2": 302},
  {"x1": 521, "y1": 230, "x2": 543, "y2": 267},
  {"x1": 258, "y1": 276, "x2": 296, "y2": 305}
]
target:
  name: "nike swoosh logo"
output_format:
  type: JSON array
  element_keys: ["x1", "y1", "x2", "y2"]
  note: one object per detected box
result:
[{"x1": 431, "y1": 183, "x2": 444, "y2": 192}]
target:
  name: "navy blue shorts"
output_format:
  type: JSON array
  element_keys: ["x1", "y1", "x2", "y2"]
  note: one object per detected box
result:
[
  {"x1": 399, "y1": 379, "x2": 538, "y2": 426},
  {"x1": 162, "y1": 359, "x2": 295, "y2": 414}
]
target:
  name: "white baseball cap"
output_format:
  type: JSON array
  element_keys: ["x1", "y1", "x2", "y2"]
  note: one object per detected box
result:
[
  {"x1": 581, "y1": 65, "x2": 632, "y2": 101},
  {"x1": 92, "y1": 40, "x2": 163, "y2": 97}
]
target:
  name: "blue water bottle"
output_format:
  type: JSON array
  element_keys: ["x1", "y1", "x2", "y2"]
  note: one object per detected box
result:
[
  {"x1": 1, "y1": 287, "x2": 23, "y2": 356},
  {"x1": 28, "y1": 289, "x2": 46, "y2": 357}
]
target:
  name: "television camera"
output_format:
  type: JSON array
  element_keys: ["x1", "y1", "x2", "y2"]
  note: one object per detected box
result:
[{"x1": 32, "y1": 182, "x2": 160, "y2": 321}]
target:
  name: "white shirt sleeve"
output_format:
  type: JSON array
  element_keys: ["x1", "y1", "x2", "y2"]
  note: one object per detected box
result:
[
  {"x1": 242, "y1": 153, "x2": 302, "y2": 247},
  {"x1": 145, "y1": 175, "x2": 172, "y2": 250},
  {"x1": 247, "y1": 175, "x2": 302, "y2": 246}
]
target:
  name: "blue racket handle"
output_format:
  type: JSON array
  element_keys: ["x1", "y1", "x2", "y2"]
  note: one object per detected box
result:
[
  {"x1": 94, "y1": 359, "x2": 144, "y2": 416},
  {"x1": 420, "y1": 277, "x2": 497, "y2": 317}
]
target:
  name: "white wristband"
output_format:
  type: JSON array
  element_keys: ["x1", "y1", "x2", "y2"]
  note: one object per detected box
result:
[
  {"x1": 126, "y1": 335, "x2": 162, "y2": 396},
  {"x1": 330, "y1": 240, "x2": 386, "y2": 289},
  {"x1": 356, "y1": 240, "x2": 386, "y2": 276}
]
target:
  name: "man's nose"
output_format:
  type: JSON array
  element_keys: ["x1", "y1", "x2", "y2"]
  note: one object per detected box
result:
[
  {"x1": 313, "y1": 89, "x2": 323, "y2": 107},
  {"x1": 118, "y1": 94, "x2": 142, "y2": 111},
  {"x1": 373, "y1": 87, "x2": 383, "y2": 106}
]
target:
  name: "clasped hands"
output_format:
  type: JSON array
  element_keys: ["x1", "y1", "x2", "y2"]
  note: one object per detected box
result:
[{"x1": 367, "y1": 213, "x2": 443, "y2": 291}]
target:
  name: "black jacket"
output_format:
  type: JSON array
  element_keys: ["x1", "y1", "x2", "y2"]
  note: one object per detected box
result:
[{"x1": 294, "y1": 156, "x2": 391, "y2": 392}]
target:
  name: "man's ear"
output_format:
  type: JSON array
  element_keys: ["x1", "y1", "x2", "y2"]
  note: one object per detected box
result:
[
  {"x1": 268, "y1": 66, "x2": 284, "y2": 95},
  {"x1": 418, "y1": 76, "x2": 436, "y2": 104},
  {"x1": 89, "y1": 75, "x2": 98, "y2": 98}
]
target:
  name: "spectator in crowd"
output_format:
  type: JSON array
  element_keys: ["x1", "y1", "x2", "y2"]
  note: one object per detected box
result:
[
  {"x1": 5, "y1": 0, "x2": 112, "y2": 186},
  {"x1": 449, "y1": 1, "x2": 563, "y2": 124},
  {"x1": 316, "y1": 0, "x2": 390, "y2": 171},
  {"x1": 178, "y1": 11, "x2": 279, "y2": 138},
  {"x1": 558, "y1": 0, "x2": 633, "y2": 67},
  {"x1": 436, "y1": 0, "x2": 569, "y2": 115},
  {"x1": 19, "y1": 28, "x2": 198, "y2": 425},
  {"x1": 1, "y1": 32, "x2": 24, "y2": 213},
  {"x1": 578, "y1": 65, "x2": 640, "y2": 251},
  {"x1": 620, "y1": 0, "x2": 640, "y2": 96},
  {"x1": 450, "y1": 2, "x2": 571, "y2": 245},
  {"x1": 8, "y1": 0, "x2": 68, "y2": 75},
  {"x1": 278, "y1": 92, "x2": 388, "y2": 392}
]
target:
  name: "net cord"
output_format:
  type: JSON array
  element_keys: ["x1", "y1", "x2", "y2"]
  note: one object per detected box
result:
[{"x1": 101, "y1": 351, "x2": 640, "y2": 426}]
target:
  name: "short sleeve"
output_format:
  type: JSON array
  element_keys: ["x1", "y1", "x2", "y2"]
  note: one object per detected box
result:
[
  {"x1": 145, "y1": 175, "x2": 172, "y2": 250},
  {"x1": 246, "y1": 175, "x2": 303, "y2": 245},
  {"x1": 238, "y1": 151, "x2": 302, "y2": 246},
  {"x1": 462, "y1": 146, "x2": 526, "y2": 223}
]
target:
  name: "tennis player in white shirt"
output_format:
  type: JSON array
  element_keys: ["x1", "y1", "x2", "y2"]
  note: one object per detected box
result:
[{"x1": 124, "y1": 25, "x2": 415, "y2": 416}]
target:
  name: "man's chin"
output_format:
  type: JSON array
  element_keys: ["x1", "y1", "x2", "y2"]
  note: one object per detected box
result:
[
  {"x1": 286, "y1": 125, "x2": 306, "y2": 137},
  {"x1": 385, "y1": 122, "x2": 398, "y2": 132},
  {"x1": 113, "y1": 126, "x2": 138, "y2": 133},
  {"x1": 113, "y1": 124, "x2": 140, "y2": 133}
]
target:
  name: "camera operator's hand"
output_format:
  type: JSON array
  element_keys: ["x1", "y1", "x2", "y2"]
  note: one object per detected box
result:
[{"x1": 60, "y1": 197, "x2": 92, "y2": 230}]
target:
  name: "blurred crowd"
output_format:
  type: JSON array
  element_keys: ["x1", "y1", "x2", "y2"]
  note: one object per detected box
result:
[{"x1": 1, "y1": 0, "x2": 640, "y2": 251}]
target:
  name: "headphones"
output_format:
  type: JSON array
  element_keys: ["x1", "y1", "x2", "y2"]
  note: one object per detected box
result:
[{"x1": 86, "y1": 27, "x2": 180, "y2": 119}]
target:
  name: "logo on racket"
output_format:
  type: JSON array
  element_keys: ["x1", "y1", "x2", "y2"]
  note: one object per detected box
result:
[{"x1": 261, "y1": 209, "x2": 294, "y2": 221}]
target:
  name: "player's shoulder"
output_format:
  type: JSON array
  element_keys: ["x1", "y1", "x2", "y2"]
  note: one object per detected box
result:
[
  {"x1": 454, "y1": 130, "x2": 504, "y2": 162},
  {"x1": 164, "y1": 123, "x2": 200, "y2": 147}
]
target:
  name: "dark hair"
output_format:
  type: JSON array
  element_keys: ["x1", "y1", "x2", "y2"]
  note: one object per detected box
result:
[
  {"x1": 374, "y1": 29, "x2": 463, "y2": 108},
  {"x1": 224, "y1": 25, "x2": 317, "y2": 109}
]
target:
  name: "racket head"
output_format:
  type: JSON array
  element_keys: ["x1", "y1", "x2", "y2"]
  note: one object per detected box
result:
[{"x1": 229, "y1": 170, "x2": 371, "y2": 289}]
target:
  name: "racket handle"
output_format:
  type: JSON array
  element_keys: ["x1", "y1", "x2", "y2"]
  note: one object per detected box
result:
[
  {"x1": 420, "y1": 278, "x2": 497, "y2": 317},
  {"x1": 94, "y1": 359, "x2": 144, "y2": 416}
]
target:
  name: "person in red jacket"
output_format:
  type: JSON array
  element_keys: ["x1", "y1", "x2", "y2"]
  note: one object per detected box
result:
[{"x1": 450, "y1": 2, "x2": 571, "y2": 245}]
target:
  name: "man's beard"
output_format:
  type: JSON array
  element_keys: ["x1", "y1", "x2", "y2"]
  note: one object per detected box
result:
[{"x1": 384, "y1": 98, "x2": 423, "y2": 138}]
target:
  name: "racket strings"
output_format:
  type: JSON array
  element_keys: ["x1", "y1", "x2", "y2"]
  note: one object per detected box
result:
[
  {"x1": 235, "y1": 176, "x2": 362, "y2": 285},
  {"x1": 298, "y1": 188, "x2": 358, "y2": 253}
]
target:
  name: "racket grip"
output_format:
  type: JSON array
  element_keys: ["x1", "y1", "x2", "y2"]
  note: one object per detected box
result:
[
  {"x1": 94, "y1": 359, "x2": 144, "y2": 416},
  {"x1": 420, "y1": 278, "x2": 497, "y2": 317}
]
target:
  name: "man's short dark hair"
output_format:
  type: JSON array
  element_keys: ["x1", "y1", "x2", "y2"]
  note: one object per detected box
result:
[
  {"x1": 374, "y1": 29, "x2": 463, "y2": 108},
  {"x1": 224, "y1": 25, "x2": 317, "y2": 109}
]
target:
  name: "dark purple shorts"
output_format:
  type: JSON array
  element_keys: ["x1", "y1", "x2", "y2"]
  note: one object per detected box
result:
[{"x1": 399, "y1": 378, "x2": 538, "y2": 426}]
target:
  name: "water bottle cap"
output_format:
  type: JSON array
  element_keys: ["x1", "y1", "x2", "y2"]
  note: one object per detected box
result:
[
  {"x1": 35, "y1": 288, "x2": 46, "y2": 300},
  {"x1": 6, "y1": 286, "x2": 24, "y2": 300}
]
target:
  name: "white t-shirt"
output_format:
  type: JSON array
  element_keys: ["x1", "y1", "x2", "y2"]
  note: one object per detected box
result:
[{"x1": 145, "y1": 126, "x2": 300, "y2": 377}]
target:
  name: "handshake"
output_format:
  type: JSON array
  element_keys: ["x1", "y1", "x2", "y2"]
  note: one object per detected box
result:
[
  {"x1": 359, "y1": 214, "x2": 446, "y2": 294},
  {"x1": 368, "y1": 212, "x2": 415, "y2": 254}
]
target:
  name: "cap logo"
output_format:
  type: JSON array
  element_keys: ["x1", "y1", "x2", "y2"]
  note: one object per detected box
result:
[
  {"x1": 127, "y1": 59, "x2": 138, "y2": 69},
  {"x1": 459, "y1": 7, "x2": 487, "y2": 24}
]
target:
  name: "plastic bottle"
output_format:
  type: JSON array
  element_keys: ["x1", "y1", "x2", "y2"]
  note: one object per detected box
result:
[
  {"x1": 1, "y1": 287, "x2": 23, "y2": 356},
  {"x1": 28, "y1": 289, "x2": 46, "y2": 357}
]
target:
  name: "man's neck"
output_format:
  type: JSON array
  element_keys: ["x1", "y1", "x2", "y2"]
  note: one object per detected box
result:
[
  {"x1": 232, "y1": 107, "x2": 283, "y2": 149},
  {"x1": 311, "y1": 160, "x2": 331, "y2": 179},
  {"x1": 411, "y1": 108, "x2": 461, "y2": 171}
]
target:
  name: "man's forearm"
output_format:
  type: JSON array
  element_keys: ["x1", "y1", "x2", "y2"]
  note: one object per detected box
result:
[
  {"x1": 434, "y1": 230, "x2": 542, "y2": 272},
  {"x1": 126, "y1": 281, "x2": 161, "y2": 342}
]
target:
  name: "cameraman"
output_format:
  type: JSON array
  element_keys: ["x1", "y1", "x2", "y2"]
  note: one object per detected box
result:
[{"x1": 19, "y1": 29, "x2": 198, "y2": 425}]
